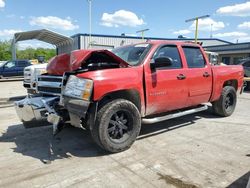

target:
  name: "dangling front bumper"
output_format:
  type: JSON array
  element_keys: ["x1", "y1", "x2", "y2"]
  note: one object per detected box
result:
[{"x1": 15, "y1": 96, "x2": 59, "y2": 128}]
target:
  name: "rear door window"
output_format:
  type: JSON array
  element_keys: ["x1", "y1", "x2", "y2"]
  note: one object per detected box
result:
[
  {"x1": 17, "y1": 61, "x2": 28, "y2": 67},
  {"x1": 182, "y1": 47, "x2": 206, "y2": 68}
]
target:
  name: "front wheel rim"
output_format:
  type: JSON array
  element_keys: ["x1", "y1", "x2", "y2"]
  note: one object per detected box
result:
[{"x1": 107, "y1": 110, "x2": 133, "y2": 143}]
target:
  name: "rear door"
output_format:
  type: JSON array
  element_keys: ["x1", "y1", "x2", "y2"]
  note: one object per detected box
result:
[
  {"x1": 182, "y1": 46, "x2": 212, "y2": 106},
  {"x1": 16, "y1": 61, "x2": 30, "y2": 76},
  {"x1": 2, "y1": 61, "x2": 17, "y2": 77},
  {"x1": 145, "y1": 45, "x2": 189, "y2": 115}
]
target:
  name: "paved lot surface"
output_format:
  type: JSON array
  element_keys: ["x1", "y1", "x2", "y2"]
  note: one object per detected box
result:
[
  {"x1": 0, "y1": 80, "x2": 26, "y2": 102},
  {"x1": 0, "y1": 82, "x2": 249, "y2": 187}
]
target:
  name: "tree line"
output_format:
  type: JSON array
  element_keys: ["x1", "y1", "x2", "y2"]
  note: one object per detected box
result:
[{"x1": 0, "y1": 40, "x2": 56, "y2": 61}]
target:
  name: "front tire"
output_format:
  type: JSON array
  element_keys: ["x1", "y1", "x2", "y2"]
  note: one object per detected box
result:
[
  {"x1": 90, "y1": 99, "x2": 141, "y2": 153},
  {"x1": 212, "y1": 86, "x2": 237, "y2": 117}
]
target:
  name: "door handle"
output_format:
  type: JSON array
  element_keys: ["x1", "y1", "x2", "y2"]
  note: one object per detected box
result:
[
  {"x1": 177, "y1": 74, "x2": 186, "y2": 80},
  {"x1": 203, "y1": 72, "x2": 210, "y2": 77}
]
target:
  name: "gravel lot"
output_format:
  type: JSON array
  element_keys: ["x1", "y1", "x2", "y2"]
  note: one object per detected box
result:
[
  {"x1": 0, "y1": 81, "x2": 249, "y2": 188},
  {"x1": 0, "y1": 80, "x2": 26, "y2": 103}
]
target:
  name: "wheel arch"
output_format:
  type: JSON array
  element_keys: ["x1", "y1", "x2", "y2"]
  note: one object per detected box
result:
[
  {"x1": 223, "y1": 79, "x2": 238, "y2": 91},
  {"x1": 96, "y1": 89, "x2": 142, "y2": 113}
]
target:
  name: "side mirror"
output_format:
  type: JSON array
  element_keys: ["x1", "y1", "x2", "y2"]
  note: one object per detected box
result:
[{"x1": 150, "y1": 56, "x2": 173, "y2": 69}]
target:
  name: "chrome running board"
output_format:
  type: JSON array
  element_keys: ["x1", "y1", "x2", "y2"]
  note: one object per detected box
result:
[{"x1": 142, "y1": 105, "x2": 208, "y2": 124}]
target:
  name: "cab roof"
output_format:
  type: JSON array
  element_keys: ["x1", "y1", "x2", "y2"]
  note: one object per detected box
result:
[{"x1": 146, "y1": 40, "x2": 202, "y2": 47}]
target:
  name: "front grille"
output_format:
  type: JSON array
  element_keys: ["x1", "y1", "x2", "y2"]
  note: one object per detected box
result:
[
  {"x1": 38, "y1": 76, "x2": 62, "y2": 82},
  {"x1": 37, "y1": 75, "x2": 63, "y2": 95},
  {"x1": 23, "y1": 83, "x2": 31, "y2": 88},
  {"x1": 37, "y1": 86, "x2": 61, "y2": 94},
  {"x1": 24, "y1": 79, "x2": 31, "y2": 83},
  {"x1": 24, "y1": 73, "x2": 31, "y2": 77}
]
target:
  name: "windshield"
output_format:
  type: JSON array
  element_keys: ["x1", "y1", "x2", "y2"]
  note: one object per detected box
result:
[
  {"x1": 0, "y1": 61, "x2": 6, "y2": 67},
  {"x1": 112, "y1": 44, "x2": 151, "y2": 66}
]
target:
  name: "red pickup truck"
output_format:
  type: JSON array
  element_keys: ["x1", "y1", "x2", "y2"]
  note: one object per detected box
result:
[{"x1": 15, "y1": 40, "x2": 244, "y2": 153}]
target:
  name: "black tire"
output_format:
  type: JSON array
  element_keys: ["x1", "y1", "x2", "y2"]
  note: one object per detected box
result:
[
  {"x1": 244, "y1": 81, "x2": 250, "y2": 91},
  {"x1": 90, "y1": 99, "x2": 141, "y2": 153},
  {"x1": 212, "y1": 86, "x2": 237, "y2": 117},
  {"x1": 247, "y1": 82, "x2": 250, "y2": 91}
]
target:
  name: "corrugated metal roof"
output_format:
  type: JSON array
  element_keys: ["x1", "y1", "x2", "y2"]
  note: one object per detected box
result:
[
  {"x1": 205, "y1": 42, "x2": 250, "y2": 53},
  {"x1": 14, "y1": 29, "x2": 73, "y2": 47},
  {"x1": 71, "y1": 33, "x2": 233, "y2": 46}
]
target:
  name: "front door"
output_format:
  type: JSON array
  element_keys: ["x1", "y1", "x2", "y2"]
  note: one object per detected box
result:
[
  {"x1": 2, "y1": 61, "x2": 17, "y2": 77},
  {"x1": 145, "y1": 45, "x2": 189, "y2": 115}
]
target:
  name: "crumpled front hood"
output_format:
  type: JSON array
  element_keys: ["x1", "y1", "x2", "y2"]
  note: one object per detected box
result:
[
  {"x1": 46, "y1": 53, "x2": 70, "y2": 75},
  {"x1": 46, "y1": 49, "x2": 130, "y2": 75},
  {"x1": 69, "y1": 49, "x2": 129, "y2": 71}
]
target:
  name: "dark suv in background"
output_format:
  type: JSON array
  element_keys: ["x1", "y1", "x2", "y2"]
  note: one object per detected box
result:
[
  {"x1": 239, "y1": 58, "x2": 250, "y2": 77},
  {"x1": 239, "y1": 58, "x2": 250, "y2": 90},
  {"x1": 0, "y1": 60, "x2": 31, "y2": 78}
]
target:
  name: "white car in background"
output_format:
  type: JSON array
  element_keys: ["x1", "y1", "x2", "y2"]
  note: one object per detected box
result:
[{"x1": 23, "y1": 63, "x2": 47, "y2": 94}]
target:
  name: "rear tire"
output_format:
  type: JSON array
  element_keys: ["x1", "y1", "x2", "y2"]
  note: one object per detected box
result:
[
  {"x1": 212, "y1": 86, "x2": 237, "y2": 117},
  {"x1": 90, "y1": 99, "x2": 141, "y2": 153},
  {"x1": 244, "y1": 80, "x2": 250, "y2": 91}
]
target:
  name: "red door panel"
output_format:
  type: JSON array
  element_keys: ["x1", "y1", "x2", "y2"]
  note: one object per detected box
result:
[
  {"x1": 185, "y1": 68, "x2": 212, "y2": 105},
  {"x1": 145, "y1": 69, "x2": 188, "y2": 115},
  {"x1": 181, "y1": 46, "x2": 213, "y2": 106},
  {"x1": 144, "y1": 45, "x2": 189, "y2": 116}
]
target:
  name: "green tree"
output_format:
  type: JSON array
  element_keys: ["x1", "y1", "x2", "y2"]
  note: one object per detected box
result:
[
  {"x1": 17, "y1": 48, "x2": 56, "y2": 61},
  {"x1": 0, "y1": 40, "x2": 12, "y2": 61},
  {"x1": 0, "y1": 40, "x2": 56, "y2": 61}
]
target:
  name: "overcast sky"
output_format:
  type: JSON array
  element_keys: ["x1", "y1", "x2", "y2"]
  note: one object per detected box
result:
[{"x1": 1, "y1": 0, "x2": 250, "y2": 49}]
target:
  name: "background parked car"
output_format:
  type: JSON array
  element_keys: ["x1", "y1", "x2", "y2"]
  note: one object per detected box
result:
[
  {"x1": 0, "y1": 60, "x2": 31, "y2": 78},
  {"x1": 239, "y1": 58, "x2": 250, "y2": 77},
  {"x1": 239, "y1": 58, "x2": 250, "y2": 90}
]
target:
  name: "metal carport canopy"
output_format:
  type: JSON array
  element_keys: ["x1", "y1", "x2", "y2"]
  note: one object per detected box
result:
[{"x1": 12, "y1": 29, "x2": 73, "y2": 59}]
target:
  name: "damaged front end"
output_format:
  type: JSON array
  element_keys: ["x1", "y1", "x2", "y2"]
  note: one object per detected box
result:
[
  {"x1": 15, "y1": 49, "x2": 129, "y2": 134},
  {"x1": 15, "y1": 72, "x2": 66, "y2": 132}
]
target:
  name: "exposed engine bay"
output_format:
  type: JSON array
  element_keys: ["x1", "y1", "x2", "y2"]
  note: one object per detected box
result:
[{"x1": 81, "y1": 51, "x2": 124, "y2": 71}]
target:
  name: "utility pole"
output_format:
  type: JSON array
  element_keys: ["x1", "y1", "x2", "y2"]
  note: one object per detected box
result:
[
  {"x1": 87, "y1": 0, "x2": 92, "y2": 48},
  {"x1": 11, "y1": 37, "x2": 16, "y2": 60},
  {"x1": 136, "y1": 29, "x2": 149, "y2": 40},
  {"x1": 210, "y1": 23, "x2": 213, "y2": 38},
  {"x1": 185, "y1": 15, "x2": 210, "y2": 43}
]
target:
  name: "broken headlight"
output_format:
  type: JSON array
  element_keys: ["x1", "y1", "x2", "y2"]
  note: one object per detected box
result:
[{"x1": 63, "y1": 75, "x2": 93, "y2": 100}]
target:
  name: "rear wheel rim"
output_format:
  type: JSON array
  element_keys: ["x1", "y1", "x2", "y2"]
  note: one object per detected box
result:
[
  {"x1": 225, "y1": 93, "x2": 234, "y2": 111},
  {"x1": 107, "y1": 110, "x2": 133, "y2": 143}
]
